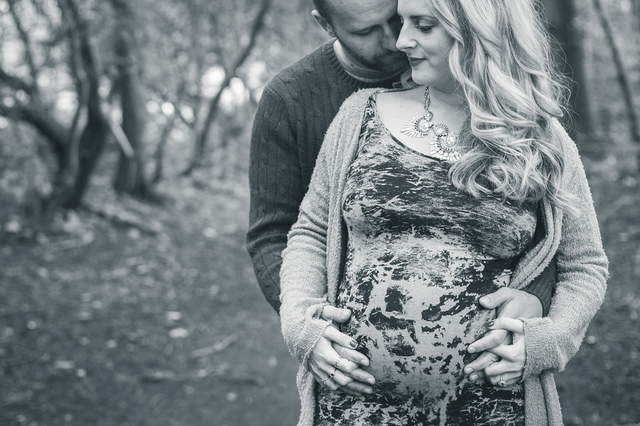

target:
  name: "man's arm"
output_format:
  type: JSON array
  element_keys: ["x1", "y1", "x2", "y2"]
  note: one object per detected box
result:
[
  {"x1": 246, "y1": 87, "x2": 304, "y2": 313},
  {"x1": 521, "y1": 260, "x2": 556, "y2": 316}
]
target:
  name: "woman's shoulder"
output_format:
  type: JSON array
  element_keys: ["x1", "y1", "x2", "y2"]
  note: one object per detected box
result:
[
  {"x1": 549, "y1": 118, "x2": 581, "y2": 162},
  {"x1": 340, "y1": 86, "x2": 416, "y2": 108}
]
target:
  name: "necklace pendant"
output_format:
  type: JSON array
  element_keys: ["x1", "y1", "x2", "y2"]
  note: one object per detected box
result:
[
  {"x1": 431, "y1": 131, "x2": 461, "y2": 161},
  {"x1": 400, "y1": 86, "x2": 462, "y2": 161},
  {"x1": 400, "y1": 112, "x2": 434, "y2": 138}
]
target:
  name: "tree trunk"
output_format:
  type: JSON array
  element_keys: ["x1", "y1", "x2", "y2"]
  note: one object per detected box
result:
[
  {"x1": 60, "y1": 103, "x2": 110, "y2": 209},
  {"x1": 541, "y1": 0, "x2": 592, "y2": 137},
  {"x1": 56, "y1": 0, "x2": 111, "y2": 210},
  {"x1": 112, "y1": 2, "x2": 149, "y2": 196},
  {"x1": 592, "y1": 0, "x2": 640, "y2": 151}
]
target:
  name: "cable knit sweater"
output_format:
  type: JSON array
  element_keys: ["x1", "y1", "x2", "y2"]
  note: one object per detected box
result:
[
  {"x1": 247, "y1": 41, "x2": 555, "y2": 315},
  {"x1": 246, "y1": 42, "x2": 400, "y2": 313},
  {"x1": 280, "y1": 89, "x2": 609, "y2": 426}
]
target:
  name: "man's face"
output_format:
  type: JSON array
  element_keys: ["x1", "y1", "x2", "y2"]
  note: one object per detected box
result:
[{"x1": 327, "y1": 0, "x2": 408, "y2": 74}]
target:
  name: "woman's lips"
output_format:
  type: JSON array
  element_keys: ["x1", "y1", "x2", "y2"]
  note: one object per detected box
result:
[{"x1": 407, "y1": 57, "x2": 426, "y2": 66}]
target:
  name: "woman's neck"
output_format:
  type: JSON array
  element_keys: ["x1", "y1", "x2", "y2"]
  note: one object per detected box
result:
[{"x1": 429, "y1": 85, "x2": 466, "y2": 109}]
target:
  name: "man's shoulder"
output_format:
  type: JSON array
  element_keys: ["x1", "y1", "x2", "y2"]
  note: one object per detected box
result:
[{"x1": 264, "y1": 41, "x2": 338, "y2": 92}]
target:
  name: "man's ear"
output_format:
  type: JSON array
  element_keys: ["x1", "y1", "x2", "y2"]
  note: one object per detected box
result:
[{"x1": 312, "y1": 10, "x2": 336, "y2": 38}]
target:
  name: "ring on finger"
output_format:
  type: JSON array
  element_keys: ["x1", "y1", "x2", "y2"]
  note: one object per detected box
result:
[
  {"x1": 329, "y1": 367, "x2": 337, "y2": 378},
  {"x1": 320, "y1": 375, "x2": 331, "y2": 384},
  {"x1": 333, "y1": 356, "x2": 343, "y2": 369},
  {"x1": 498, "y1": 374, "x2": 506, "y2": 387}
]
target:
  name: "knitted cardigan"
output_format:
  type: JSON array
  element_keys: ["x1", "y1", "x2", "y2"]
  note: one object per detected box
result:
[{"x1": 280, "y1": 89, "x2": 609, "y2": 426}]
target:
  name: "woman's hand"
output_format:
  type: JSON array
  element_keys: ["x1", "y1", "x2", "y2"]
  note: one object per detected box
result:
[
  {"x1": 464, "y1": 288, "x2": 539, "y2": 384},
  {"x1": 465, "y1": 318, "x2": 526, "y2": 387},
  {"x1": 307, "y1": 306, "x2": 375, "y2": 396}
]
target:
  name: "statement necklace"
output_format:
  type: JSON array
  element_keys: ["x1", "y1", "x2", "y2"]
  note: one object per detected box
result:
[{"x1": 400, "y1": 86, "x2": 461, "y2": 161}]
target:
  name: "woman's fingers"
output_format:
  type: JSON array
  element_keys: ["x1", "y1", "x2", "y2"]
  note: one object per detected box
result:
[
  {"x1": 463, "y1": 351, "x2": 500, "y2": 381},
  {"x1": 309, "y1": 334, "x2": 375, "y2": 394},
  {"x1": 316, "y1": 367, "x2": 371, "y2": 394},
  {"x1": 465, "y1": 317, "x2": 527, "y2": 386},
  {"x1": 486, "y1": 366, "x2": 523, "y2": 387},
  {"x1": 330, "y1": 341, "x2": 369, "y2": 368},
  {"x1": 467, "y1": 329, "x2": 509, "y2": 354},
  {"x1": 488, "y1": 338, "x2": 525, "y2": 363},
  {"x1": 323, "y1": 326, "x2": 359, "y2": 352}
]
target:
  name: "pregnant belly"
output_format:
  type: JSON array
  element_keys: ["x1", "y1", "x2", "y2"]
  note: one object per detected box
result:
[{"x1": 337, "y1": 262, "x2": 507, "y2": 398}]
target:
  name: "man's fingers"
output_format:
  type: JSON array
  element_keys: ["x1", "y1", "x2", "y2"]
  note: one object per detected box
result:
[
  {"x1": 340, "y1": 386, "x2": 364, "y2": 396},
  {"x1": 343, "y1": 378, "x2": 374, "y2": 394},
  {"x1": 478, "y1": 287, "x2": 513, "y2": 309},
  {"x1": 490, "y1": 317, "x2": 525, "y2": 334},
  {"x1": 479, "y1": 288, "x2": 542, "y2": 319},
  {"x1": 347, "y1": 366, "x2": 376, "y2": 386},
  {"x1": 467, "y1": 329, "x2": 508, "y2": 354},
  {"x1": 321, "y1": 305, "x2": 352, "y2": 323}
]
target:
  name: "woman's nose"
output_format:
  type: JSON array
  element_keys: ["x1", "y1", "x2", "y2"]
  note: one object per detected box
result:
[
  {"x1": 380, "y1": 23, "x2": 400, "y2": 51},
  {"x1": 396, "y1": 27, "x2": 415, "y2": 52}
]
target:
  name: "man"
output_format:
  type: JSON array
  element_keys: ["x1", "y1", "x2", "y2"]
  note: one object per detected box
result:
[{"x1": 247, "y1": 0, "x2": 554, "y2": 395}]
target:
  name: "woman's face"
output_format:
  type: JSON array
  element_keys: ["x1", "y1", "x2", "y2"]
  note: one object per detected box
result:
[{"x1": 396, "y1": 0, "x2": 455, "y2": 93}]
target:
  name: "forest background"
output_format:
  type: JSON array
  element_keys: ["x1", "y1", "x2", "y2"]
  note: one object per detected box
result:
[{"x1": 0, "y1": 0, "x2": 639, "y2": 425}]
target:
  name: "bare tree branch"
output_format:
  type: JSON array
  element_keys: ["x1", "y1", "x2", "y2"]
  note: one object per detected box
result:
[
  {"x1": 6, "y1": 0, "x2": 39, "y2": 88},
  {"x1": 183, "y1": 0, "x2": 273, "y2": 176},
  {"x1": 0, "y1": 102, "x2": 68, "y2": 159},
  {"x1": 0, "y1": 67, "x2": 34, "y2": 93}
]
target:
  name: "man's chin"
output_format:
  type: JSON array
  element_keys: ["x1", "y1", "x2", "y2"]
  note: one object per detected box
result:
[
  {"x1": 372, "y1": 55, "x2": 409, "y2": 75},
  {"x1": 376, "y1": 62, "x2": 409, "y2": 75}
]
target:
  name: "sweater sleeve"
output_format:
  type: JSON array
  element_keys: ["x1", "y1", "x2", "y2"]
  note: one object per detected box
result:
[
  {"x1": 522, "y1": 261, "x2": 556, "y2": 317},
  {"x1": 522, "y1": 137, "x2": 608, "y2": 378},
  {"x1": 246, "y1": 86, "x2": 305, "y2": 313},
  {"x1": 279, "y1": 121, "x2": 336, "y2": 366}
]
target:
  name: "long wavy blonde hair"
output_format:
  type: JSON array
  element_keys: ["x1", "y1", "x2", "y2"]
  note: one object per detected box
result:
[{"x1": 425, "y1": 0, "x2": 576, "y2": 214}]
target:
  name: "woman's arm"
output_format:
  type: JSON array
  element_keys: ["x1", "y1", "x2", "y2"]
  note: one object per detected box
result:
[
  {"x1": 521, "y1": 139, "x2": 608, "y2": 378},
  {"x1": 279, "y1": 140, "x2": 334, "y2": 366}
]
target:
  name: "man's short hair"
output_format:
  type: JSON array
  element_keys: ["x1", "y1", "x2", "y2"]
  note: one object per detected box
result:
[{"x1": 313, "y1": 0, "x2": 335, "y2": 24}]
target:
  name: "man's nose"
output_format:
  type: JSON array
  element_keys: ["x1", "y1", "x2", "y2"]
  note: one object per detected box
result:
[{"x1": 381, "y1": 24, "x2": 400, "y2": 51}]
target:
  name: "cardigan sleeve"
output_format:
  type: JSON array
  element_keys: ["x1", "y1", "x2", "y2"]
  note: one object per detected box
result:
[
  {"x1": 279, "y1": 119, "x2": 338, "y2": 366},
  {"x1": 246, "y1": 85, "x2": 305, "y2": 313},
  {"x1": 522, "y1": 136, "x2": 608, "y2": 378}
]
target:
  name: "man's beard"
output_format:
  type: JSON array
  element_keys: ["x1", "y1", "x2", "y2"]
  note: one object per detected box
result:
[{"x1": 341, "y1": 42, "x2": 408, "y2": 75}]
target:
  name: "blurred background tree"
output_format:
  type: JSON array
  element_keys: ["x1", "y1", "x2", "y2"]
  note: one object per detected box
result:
[{"x1": 0, "y1": 0, "x2": 327, "y2": 226}]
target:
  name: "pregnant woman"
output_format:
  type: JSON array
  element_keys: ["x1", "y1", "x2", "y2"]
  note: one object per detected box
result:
[{"x1": 279, "y1": 0, "x2": 608, "y2": 425}]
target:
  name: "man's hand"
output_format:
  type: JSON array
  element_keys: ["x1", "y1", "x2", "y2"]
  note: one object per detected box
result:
[
  {"x1": 464, "y1": 288, "x2": 542, "y2": 384},
  {"x1": 307, "y1": 306, "x2": 375, "y2": 396}
]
